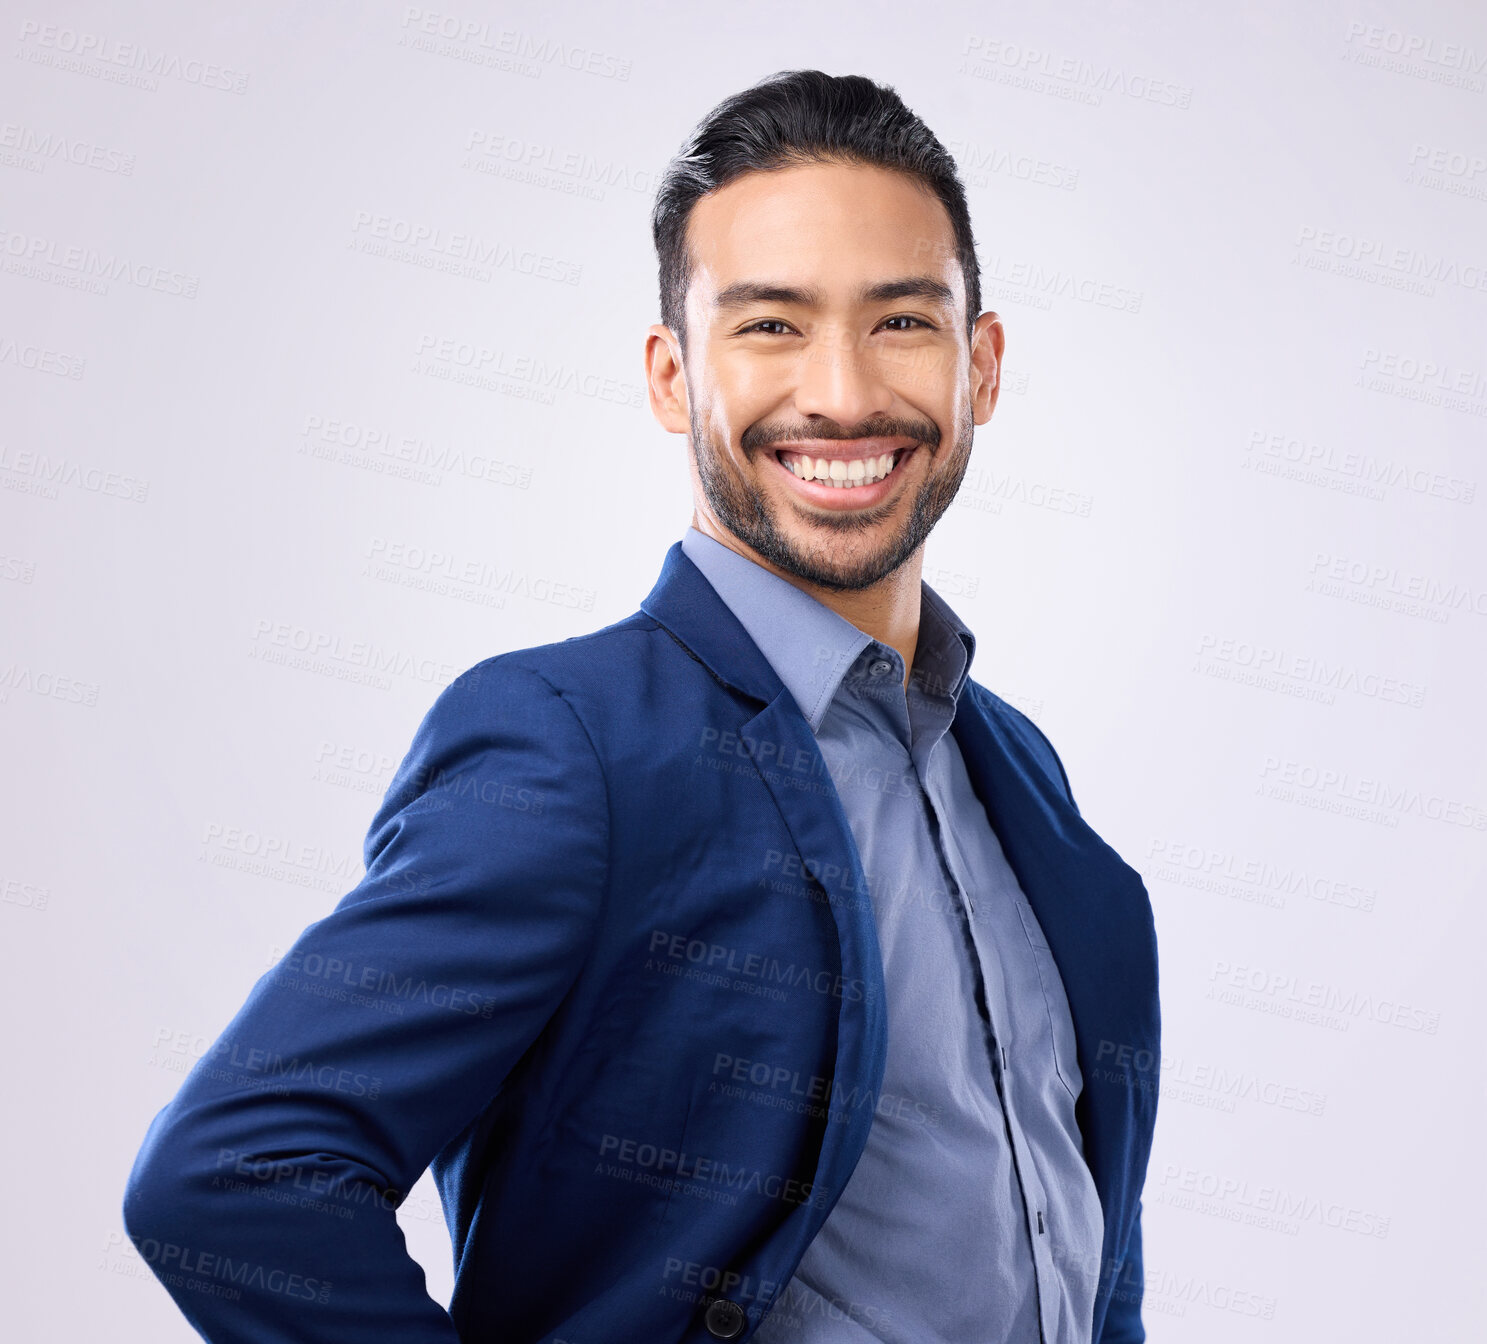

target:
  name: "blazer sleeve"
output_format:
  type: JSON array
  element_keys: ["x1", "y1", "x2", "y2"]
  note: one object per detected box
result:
[
  {"x1": 1099, "y1": 1199, "x2": 1147, "y2": 1343},
  {"x1": 121, "y1": 660, "x2": 610, "y2": 1342}
]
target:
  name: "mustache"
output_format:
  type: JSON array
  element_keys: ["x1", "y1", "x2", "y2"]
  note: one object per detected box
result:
[{"x1": 741, "y1": 416, "x2": 941, "y2": 452}]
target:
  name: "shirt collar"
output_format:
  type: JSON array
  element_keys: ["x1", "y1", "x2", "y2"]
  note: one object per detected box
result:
[{"x1": 679, "y1": 526, "x2": 976, "y2": 732}]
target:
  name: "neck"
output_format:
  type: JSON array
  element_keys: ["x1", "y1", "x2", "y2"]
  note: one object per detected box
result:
[{"x1": 691, "y1": 510, "x2": 922, "y2": 693}]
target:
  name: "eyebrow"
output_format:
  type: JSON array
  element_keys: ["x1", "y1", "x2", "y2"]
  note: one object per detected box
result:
[{"x1": 712, "y1": 275, "x2": 956, "y2": 312}]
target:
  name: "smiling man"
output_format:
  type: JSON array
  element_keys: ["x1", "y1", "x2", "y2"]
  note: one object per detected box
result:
[{"x1": 123, "y1": 71, "x2": 1160, "y2": 1344}]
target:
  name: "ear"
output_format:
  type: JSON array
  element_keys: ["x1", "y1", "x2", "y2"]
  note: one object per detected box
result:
[
  {"x1": 645, "y1": 323, "x2": 690, "y2": 434},
  {"x1": 968, "y1": 311, "x2": 1004, "y2": 426}
]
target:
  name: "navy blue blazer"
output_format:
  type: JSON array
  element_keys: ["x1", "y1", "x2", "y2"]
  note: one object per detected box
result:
[{"x1": 123, "y1": 540, "x2": 1160, "y2": 1343}]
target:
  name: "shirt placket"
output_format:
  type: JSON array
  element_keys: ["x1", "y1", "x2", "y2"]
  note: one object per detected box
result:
[
  {"x1": 861, "y1": 655, "x2": 1048, "y2": 1344},
  {"x1": 928, "y1": 746, "x2": 1065, "y2": 1344}
]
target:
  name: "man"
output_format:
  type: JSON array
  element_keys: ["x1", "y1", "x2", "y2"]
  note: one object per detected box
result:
[{"x1": 124, "y1": 70, "x2": 1159, "y2": 1344}]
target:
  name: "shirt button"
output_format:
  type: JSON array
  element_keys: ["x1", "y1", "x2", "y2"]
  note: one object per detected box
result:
[
  {"x1": 869, "y1": 659, "x2": 893, "y2": 676},
  {"x1": 703, "y1": 1297, "x2": 747, "y2": 1338}
]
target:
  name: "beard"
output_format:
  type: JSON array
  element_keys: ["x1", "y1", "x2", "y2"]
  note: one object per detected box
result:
[{"x1": 688, "y1": 397, "x2": 974, "y2": 593}]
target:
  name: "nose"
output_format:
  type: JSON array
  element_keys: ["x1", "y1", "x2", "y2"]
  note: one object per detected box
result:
[{"x1": 791, "y1": 325, "x2": 895, "y2": 431}]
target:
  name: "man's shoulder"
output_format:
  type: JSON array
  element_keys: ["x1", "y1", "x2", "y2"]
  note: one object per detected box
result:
[
  {"x1": 449, "y1": 609, "x2": 665, "y2": 697},
  {"x1": 420, "y1": 606, "x2": 728, "y2": 737},
  {"x1": 962, "y1": 677, "x2": 1079, "y2": 813}
]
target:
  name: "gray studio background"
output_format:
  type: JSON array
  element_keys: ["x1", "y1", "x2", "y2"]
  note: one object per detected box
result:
[{"x1": 4, "y1": 1, "x2": 1484, "y2": 1339}]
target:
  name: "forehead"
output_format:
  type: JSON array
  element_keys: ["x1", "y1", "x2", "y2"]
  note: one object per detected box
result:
[{"x1": 684, "y1": 160, "x2": 962, "y2": 308}]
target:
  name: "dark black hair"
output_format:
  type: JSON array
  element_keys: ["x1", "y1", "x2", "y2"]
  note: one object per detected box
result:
[{"x1": 651, "y1": 69, "x2": 981, "y2": 351}]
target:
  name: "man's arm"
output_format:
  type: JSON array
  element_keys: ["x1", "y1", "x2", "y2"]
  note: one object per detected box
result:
[
  {"x1": 1099, "y1": 1200, "x2": 1147, "y2": 1343},
  {"x1": 122, "y1": 661, "x2": 609, "y2": 1342}
]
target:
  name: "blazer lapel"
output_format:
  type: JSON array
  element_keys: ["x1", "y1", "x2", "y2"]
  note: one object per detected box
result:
[
  {"x1": 640, "y1": 543, "x2": 889, "y2": 1257},
  {"x1": 950, "y1": 688, "x2": 1159, "y2": 1260}
]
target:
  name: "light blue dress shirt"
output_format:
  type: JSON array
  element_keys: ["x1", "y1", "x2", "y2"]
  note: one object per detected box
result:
[{"x1": 680, "y1": 526, "x2": 1103, "y2": 1344}]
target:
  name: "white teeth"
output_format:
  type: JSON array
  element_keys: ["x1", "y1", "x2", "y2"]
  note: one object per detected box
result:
[{"x1": 782, "y1": 450, "x2": 899, "y2": 487}]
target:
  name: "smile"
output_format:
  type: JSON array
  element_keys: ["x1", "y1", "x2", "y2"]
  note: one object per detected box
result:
[
  {"x1": 766, "y1": 442, "x2": 917, "y2": 511},
  {"x1": 775, "y1": 447, "x2": 908, "y2": 487}
]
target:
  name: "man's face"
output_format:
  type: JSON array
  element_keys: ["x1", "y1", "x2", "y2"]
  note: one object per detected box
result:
[{"x1": 648, "y1": 159, "x2": 1002, "y2": 593}]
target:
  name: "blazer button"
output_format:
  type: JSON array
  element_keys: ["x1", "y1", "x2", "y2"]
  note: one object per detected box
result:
[{"x1": 703, "y1": 1296, "x2": 747, "y2": 1339}]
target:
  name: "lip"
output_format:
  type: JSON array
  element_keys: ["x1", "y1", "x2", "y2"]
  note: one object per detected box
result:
[{"x1": 768, "y1": 441, "x2": 918, "y2": 511}]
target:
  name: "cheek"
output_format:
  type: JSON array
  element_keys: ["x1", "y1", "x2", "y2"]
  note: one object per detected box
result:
[
  {"x1": 700, "y1": 373, "x2": 781, "y2": 453},
  {"x1": 884, "y1": 386, "x2": 955, "y2": 447},
  {"x1": 885, "y1": 347, "x2": 961, "y2": 409},
  {"x1": 709, "y1": 340, "x2": 797, "y2": 398},
  {"x1": 696, "y1": 399, "x2": 743, "y2": 455}
]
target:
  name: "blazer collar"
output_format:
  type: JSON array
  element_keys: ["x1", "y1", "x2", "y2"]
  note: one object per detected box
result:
[
  {"x1": 640, "y1": 540, "x2": 792, "y2": 707},
  {"x1": 641, "y1": 537, "x2": 978, "y2": 708}
]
